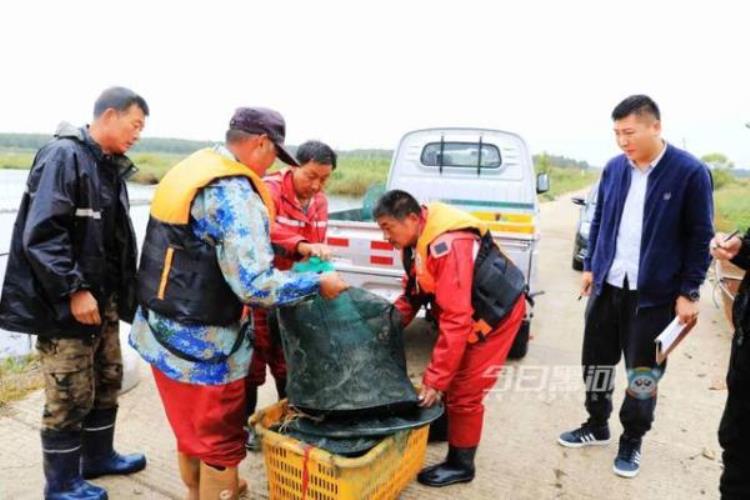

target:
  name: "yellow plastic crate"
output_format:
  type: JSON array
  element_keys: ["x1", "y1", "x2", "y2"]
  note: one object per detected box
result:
[{"x1": 250, "y1": 400, "x2": 429, "y2": 500}]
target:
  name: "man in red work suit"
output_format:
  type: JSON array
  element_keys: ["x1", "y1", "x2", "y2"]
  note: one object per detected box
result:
[
  {"x1": 245, "y1": 140, "x2": 337, "y2": 450},
  {"x1": 374, "y1": 189, "x2": 526, "y2": 487}
]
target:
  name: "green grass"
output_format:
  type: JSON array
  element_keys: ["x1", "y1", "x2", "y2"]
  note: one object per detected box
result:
[
  {"x1": 0, "y1": 148, "x2": 599, "y2": 200},
  {"x1": 128, "y1": 152, "x2": 185, "y2": 184},
  {"x1": 715, "y1": 178, "x2": 750, "y2": 232},
  {"x1": 0, "y1": 149, "x2": 392, "y2": 196},
  {"x1": 539, "y1": 166, "x2": 599, "y2": 201},
  {"x1": 0, "y1": 150, "x2": 34, "y2": 169},
  {"x1": 325, "y1": 155, "x2": 391, "y2": 197},
  {"x1": 0, "y1": 354, "x2": 44, "y2": 407},
  {"x1": 0, "y1": 148, "x2": 186, "y2": 185},
  {"x1": 323, "y1": 159, "x2": 598, "y2": 200}
]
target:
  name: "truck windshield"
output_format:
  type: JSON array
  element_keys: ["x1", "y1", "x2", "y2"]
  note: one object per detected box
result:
[{"x1": 421, "y1": 142, "x2": 502, "y2": 168}]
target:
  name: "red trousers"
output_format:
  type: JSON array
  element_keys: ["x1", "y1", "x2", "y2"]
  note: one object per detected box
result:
[
  {"x1": 152, "y1": 367, "x2": 247, "y2": 467},
  {"x1": 445, "y1": 296, "x2": 526, "y2": 447},
  {"x1": 247, "y1": 308, "x2": 287, "y2": 386}
]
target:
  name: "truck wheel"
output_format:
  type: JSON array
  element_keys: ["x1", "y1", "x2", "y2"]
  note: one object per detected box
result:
[{"x1": 508, "y1": 320, "x2": 530, "y2": 360}]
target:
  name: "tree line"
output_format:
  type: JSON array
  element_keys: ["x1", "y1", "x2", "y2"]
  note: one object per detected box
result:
[
  {"x1": 0, "y1": 132, "x2": 627, "y2": 174},
  {"x1": 0, "y1": 133, "x2": 214, "y2": 155},
  {"x1": 0, "y1": 133, "x2": 398, "y2": 158}
]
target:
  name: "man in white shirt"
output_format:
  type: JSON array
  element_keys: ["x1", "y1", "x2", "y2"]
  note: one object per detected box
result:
[{"x1": 556, "y1": 95, "x2": 714, "y2": 479}]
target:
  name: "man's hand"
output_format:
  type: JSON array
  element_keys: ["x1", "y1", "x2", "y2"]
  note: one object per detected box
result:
[
  {"x1": 298, "y1": 242, "x2": 333, "y2": 261},
  {"x1": 418, "y1": 385, "x2": 442, "y2": 408},
  {"x1": 675, "y1": 295, "x2": 699, "y2": 326},
  {"x1": 319, "y1": 272, "x2": 349, "y2": 300},
  {"x1": 580, "y1": 271, "x2": 594, "y2": 297},
  {"x1": 710, "y1": 233, "x2": 742, "y2": 261},
  {"x1": 70, "y1": 290, "x2": 101, "y2": 325}
]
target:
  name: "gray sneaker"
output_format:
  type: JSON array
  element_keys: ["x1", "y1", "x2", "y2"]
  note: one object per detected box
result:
[{"x1": 613, "y1": 436, "x2": 642, "y2": 478}]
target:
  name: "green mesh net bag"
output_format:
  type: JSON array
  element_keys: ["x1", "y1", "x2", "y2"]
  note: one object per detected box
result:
[
  {"x1": 277, "y1": 287, "x2": 419, "y2": 416},
  {"x1": 271, "y1": 425, "x2": 381, "y2": 457}
]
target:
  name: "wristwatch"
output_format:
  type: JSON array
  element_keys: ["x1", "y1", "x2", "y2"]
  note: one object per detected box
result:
[{"x1": 681, "y1": 290, "x2": 700, "y2": 302}]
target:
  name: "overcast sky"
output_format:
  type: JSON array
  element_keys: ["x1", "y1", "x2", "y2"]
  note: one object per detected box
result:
[{"x1": 1, "y1": 0, "x2": 748, "y2": 167}]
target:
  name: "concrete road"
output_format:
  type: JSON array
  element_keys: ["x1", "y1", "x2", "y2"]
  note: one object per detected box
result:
[{"x1": 0, "y1": 188, "x2": 731, "y2": 499}]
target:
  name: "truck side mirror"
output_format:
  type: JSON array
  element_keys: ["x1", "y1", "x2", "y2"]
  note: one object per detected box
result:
[{"x1": 536, "y1": 173, "x2": 550, "y2": 194}]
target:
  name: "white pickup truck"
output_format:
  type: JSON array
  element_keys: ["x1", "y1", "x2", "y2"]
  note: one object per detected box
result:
[{"x1": 326, "y1": 128, "x2": 548, "y2": 358}]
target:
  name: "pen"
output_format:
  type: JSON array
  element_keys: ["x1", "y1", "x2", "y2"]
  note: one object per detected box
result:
[
  {"x1": 724, "y1": 230, "x2": 740, "y2": 243},
  {"x1": 712, "y1": 230, "x2": 741, "y2": 251}
]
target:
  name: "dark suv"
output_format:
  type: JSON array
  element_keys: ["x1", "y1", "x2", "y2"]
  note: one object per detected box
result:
[{"x1": 571, "y1": 182, "x2": 598, "y2": 271}]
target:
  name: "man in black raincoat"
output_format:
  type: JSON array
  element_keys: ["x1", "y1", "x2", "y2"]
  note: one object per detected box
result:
[{"x1": 0, "y1": 87, "x2": 149, "y2": 500}]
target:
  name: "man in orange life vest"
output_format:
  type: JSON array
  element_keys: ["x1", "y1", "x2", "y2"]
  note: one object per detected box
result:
[
  {"x1": 130, "y1": 108, "x2": 347, "y2": 499},
  {"x1": 374, "y1": 189, "x2": 527, "y2": 487},
  {"x1": 244, "y1": 140, "x2": 336, "y2": 450}
]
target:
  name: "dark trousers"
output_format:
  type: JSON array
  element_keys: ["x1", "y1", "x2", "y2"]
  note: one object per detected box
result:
[
  {"x1": 582, "y1": 282, "x2": 674, "y2": 440},
  {"x1": 718, "y1": 328, "x2": 750, "y2": 499}
]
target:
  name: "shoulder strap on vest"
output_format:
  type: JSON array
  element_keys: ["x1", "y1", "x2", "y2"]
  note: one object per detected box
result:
[{"x1": 414, "y1": 203, "x2": 487, "y2": 293}]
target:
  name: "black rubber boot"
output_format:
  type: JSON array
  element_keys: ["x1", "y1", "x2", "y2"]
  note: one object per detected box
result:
[
  {"x1": 245, "y1": 385, "x2": 261, "y2": 452},
  {"x1": 428, "y1": 412, "x2": 448, "y2": 442},
  {"x1": 417, "y1": 446, "x2": 476, "y2": 487},
  {"x1": 42, "y1": 429, "x2": 108, "y2": 499},
  {"x1": 81, "y1": 407, "x2": 147, "y2": 479},
  {"x1": 275, "y1": 377, "x2": 287, "y2": 400}
]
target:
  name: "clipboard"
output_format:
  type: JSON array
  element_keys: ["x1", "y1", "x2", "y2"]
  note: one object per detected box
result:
[{"x1": 655, "y1": 317, "x2": 697, "y2": 364}]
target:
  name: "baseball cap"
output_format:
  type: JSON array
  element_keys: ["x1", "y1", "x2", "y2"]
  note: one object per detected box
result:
[{"x1": 229, "y1": 107, "x2": 299, "y2": 166}]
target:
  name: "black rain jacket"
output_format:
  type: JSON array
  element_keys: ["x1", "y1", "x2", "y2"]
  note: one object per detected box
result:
[{"x1": 0, "y1": 123, "x2": 139, "y2": 338}]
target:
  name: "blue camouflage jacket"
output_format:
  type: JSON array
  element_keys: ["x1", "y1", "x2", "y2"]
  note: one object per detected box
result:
[{"x1": 130, "y1": 148, "x2": 319, "y2": 385}]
